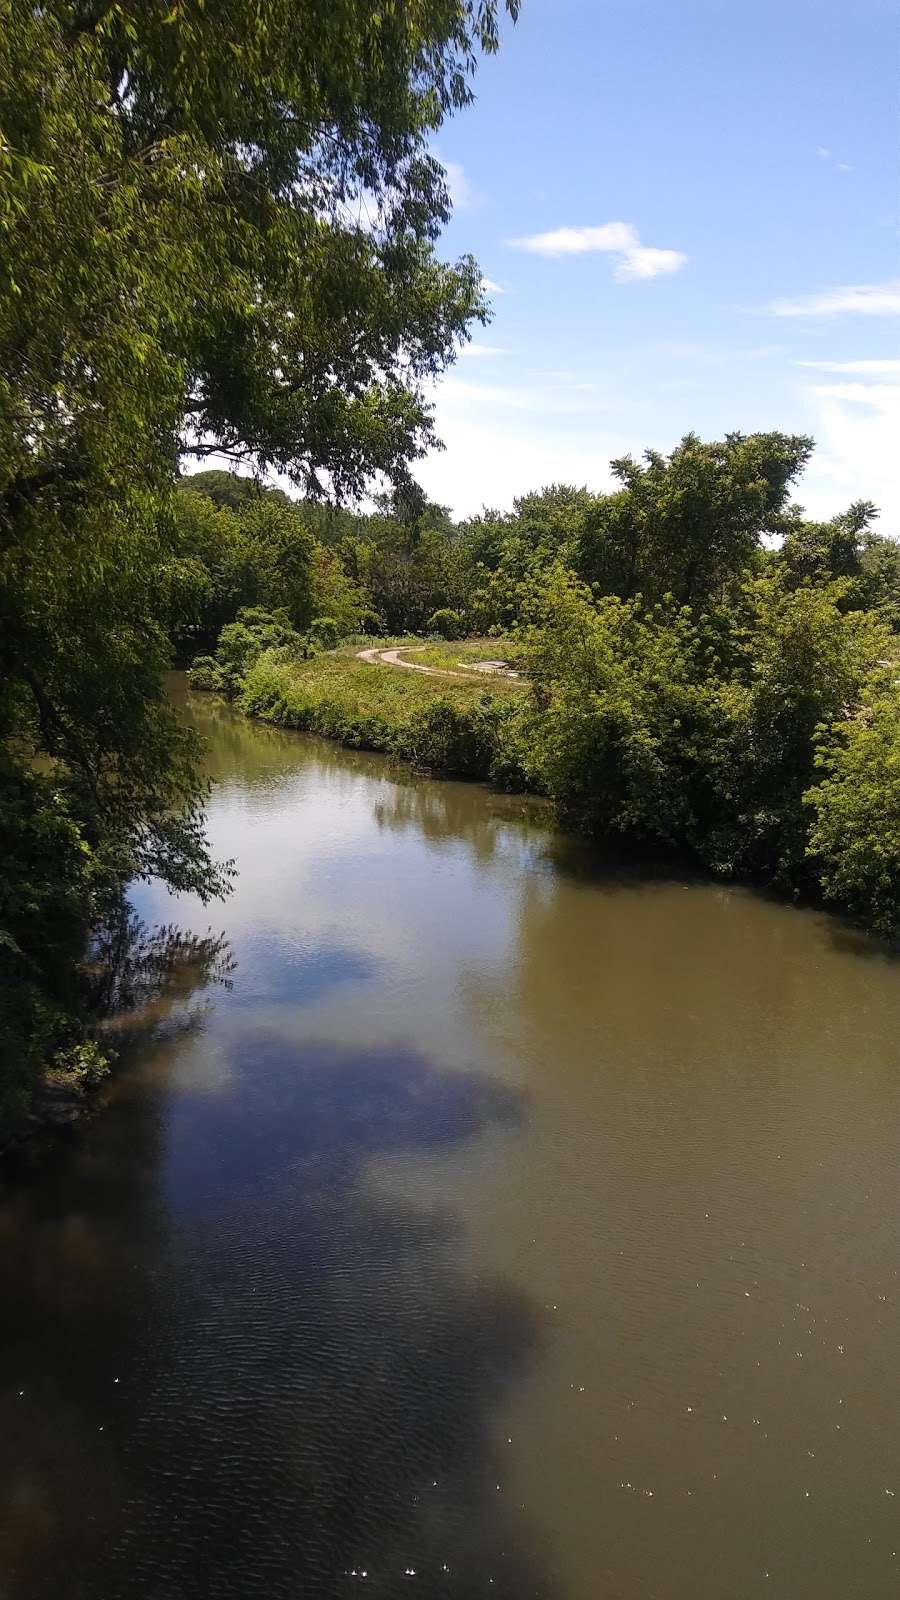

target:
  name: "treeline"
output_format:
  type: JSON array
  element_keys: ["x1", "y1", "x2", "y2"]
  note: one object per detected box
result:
[
  {"x1": 169, "y1": 469, "x2": 469, "y2": 649},
  {"x1": 175, "y1": 439, "x2": 900, "y2": 650},
  {"x1": 185, "y1": 433, "x2": 900, "y2": 941}
]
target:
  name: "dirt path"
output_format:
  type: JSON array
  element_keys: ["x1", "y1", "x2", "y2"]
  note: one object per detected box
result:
[{"x1": 356, "y1": 645, "x2": 483, "y2": 681}]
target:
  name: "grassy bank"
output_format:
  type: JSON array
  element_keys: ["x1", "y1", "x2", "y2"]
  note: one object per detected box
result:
[{"x1": 232, "y1": 641, "x2": 528, "y2": 784}]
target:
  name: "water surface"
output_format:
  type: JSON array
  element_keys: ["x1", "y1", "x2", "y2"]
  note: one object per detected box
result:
[{"x1": 1, "y1": 681, "x2": 898, "y2": 1599}]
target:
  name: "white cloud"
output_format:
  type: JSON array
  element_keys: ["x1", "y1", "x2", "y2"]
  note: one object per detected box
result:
[
  {"x1": 794, "y1": 358, "x2": 900, "y2": 376},
  {"x1": 457, "y1": 342, "x2": 510, "y2": 359},
  {"x1": 480, "y1": 276, "x2": 507, "y2": 295},
  {"x1": 416, "y1": 415, "x2": 624, "y2": 517},
  {"x1": 765, "y1": 280, "x2": 900, "y2": 317},
  {"x1": 816, "y1": 144, "x2": 851, "y2": 173},
  {"x1": 443, "y1": 159, "x2": 474, "y2": 210},
  {"x1": 508, "y1": 220, "x2": 687, "y2": 281},
  {"x1": 614, "y1": 245, "x2": 689, "y2": 281},
  {"x1": 412, "y1": 372, "x2": 634, "y2": 515},
  {"x1": 512, "y1": 222, "x2": 637, "y2": 256},
  {"x1": 799, "y1": 374, "x2": 900, "y2": 526}
]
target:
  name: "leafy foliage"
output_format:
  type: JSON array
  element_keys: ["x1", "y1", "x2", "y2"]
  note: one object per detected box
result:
[
  {"x1": 573, "y1": 432, "x2": 813, "y2": 605},
  {"x1": 806, "y1": 673, "x2": 900, "y2": 934},
  {"x1": 427, "y1": 608, "x2": 464, "y2": 639}
]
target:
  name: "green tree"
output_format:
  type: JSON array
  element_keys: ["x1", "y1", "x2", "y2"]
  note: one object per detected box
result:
[
  {"x1": 177, "y1": 471, "x2": 291, "y2": 512},
  {"x1": 309, "y1": 546, "x2": 373, "y2": 635},
  {"x1": 715, "y1": 575, "x2": 893, "y2": 879},
  {"x1": 515, "y1": 566, "x2": 738, "y2": 840},
  {"x1": 346, "y1": 513, "x2": 468, "y2": 632},
  {"x1": 780, "y1": 499, "x2": 876, "y2": 591},
  {"x1": 575, "y1": 432, "x2": 813, "y2": 605}
]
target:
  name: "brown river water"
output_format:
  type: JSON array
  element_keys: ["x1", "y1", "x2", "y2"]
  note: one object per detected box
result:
[{"x1": 1, "y1": 677, "x2": 898, "y2": 1599}]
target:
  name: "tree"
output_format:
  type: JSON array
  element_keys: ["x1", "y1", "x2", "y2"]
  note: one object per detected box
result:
[
  {"x1": 575, "y1": 432, "x2": 813, "y2": 605},
  {"x1": 515, "y1": 566, "x2": 738, "y2": 840},
  {"x1": 177, "y1": 470, "x2": 292, "y2": 512},
  {"x1": 512, "y1": 560, "x2": 896, "y2": 898},
  {"x1": 345, "y1": 513, "x2": 468, "y2": 632},
  {"x1": 0, "y1": 0, "x2": 518, "y2": 1119},
  {"x1": 780, "y1": 499, "x2": 877, "y2": 591}
]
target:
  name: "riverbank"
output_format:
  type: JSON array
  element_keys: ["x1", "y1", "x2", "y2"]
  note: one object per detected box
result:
[
  {"x1": 231, "y1": 640, "x2": 529, "y2": 785},
  {"x1": 0, "y1": 1065, "x2": 103, "y2": 1161}
]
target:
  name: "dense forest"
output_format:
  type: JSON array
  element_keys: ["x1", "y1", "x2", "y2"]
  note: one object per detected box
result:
[{"x1": 2, "y1": 2, "x2": 899, "y2": 1134}]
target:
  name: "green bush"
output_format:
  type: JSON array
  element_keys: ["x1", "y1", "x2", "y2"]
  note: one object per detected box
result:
[
  {"x1": 187, "y1": 655, "x2": 224, "y2": 692},
  {"x1": 215, "y1": 607, "x2": 297, "y2": 676},
  {"x1": 427, "y1": 607, "x2": 463, "y2": 640},
  {"x1": 356, "y1": 609, "x2": 386, "y2": 636},
  {"x1": 806, "y1": 674, "x2": 900, "y2": 936},
  {"x1": 53, "y1": 1039, "x2": 111, "y2": 1087},
  {"x1": 307, "y1": 616, "x2": 342, "y2": 650}
]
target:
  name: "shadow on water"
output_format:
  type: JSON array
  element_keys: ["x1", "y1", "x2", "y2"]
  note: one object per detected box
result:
[
  {"x1": 225, "y1": 937, "x2": 378, "y2": 1010},
  {"x1": 0, "y1": 1029, "x2": 555, "y2": 1600}
]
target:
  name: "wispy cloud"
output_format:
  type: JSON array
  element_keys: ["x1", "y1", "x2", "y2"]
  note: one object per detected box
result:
[
  {"x1": 480, "y1": 276, "x2": 507, "y2": 295},
  {"x1": 794, "y1": 358, "x2": 900, "y2": 376},
  {"x1": 457, "y1": 342, "x2": 510, "y2": 359},
  {"x1": 765, "y1": 280, "x2": 900, "y2": 317},
  {"x1": 443, "y1": 159, "x2": 475, "y2": 210},
  {"x1": 816, "y1": 144, "x2": 852, "y2": 173},
  {"x1": 508, "y1": 221, "x2": 688, "y2": 281}
]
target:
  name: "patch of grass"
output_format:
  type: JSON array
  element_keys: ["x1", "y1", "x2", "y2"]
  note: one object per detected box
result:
[{"x1": 389, "y1": 637, "x2": 521, "y2": 675}]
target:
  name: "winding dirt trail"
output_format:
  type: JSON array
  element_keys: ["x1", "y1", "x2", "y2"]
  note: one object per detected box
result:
[{"x1": 355, "y1": 644, "x2": 477, "y2": 680}]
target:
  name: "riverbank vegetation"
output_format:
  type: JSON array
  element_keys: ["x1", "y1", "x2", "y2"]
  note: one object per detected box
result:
[
  {"x1": 184, "y1": 434, "x2": 900, "y2": 943},
  {"x1": 243, "y1": 646, "x2": 523, "y2": 780}
]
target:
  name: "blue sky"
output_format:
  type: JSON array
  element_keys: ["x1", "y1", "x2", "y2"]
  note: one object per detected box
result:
[{"x1": 415, "y1": 0, "x2": 899, "y2": 524}]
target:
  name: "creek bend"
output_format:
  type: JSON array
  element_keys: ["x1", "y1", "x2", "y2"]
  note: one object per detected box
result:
[{"x1": 1, "y1": 678, "x2": 898, "y2": 1599}]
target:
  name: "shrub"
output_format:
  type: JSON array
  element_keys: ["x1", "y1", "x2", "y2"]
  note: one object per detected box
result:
[
  {"x1": 307, "y1": 616, "x2": 342, "y2": 650},
  {"x1": 215, "y1": 607, "x2": 297, "y2": 676},
  {"x1": 188, "y1": 655, "x2": 224, "y2": 692},
  {"x1": 54, "y1": 1039, "x2": 111, "y2": 1087},
  {"x1": 427, "y1": 607, "x2": 463, "y2": 640},
  {"x1": 356, "y1": 609, "x2": 386, "y2": 636},
  {"x1": 806, "y1": 674, "x2": 900, "y2": 936}
]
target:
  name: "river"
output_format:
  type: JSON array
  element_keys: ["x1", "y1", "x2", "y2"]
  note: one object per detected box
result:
[{"x1": 1, "y1": 678, "x2": 898, "y2": 1599}]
